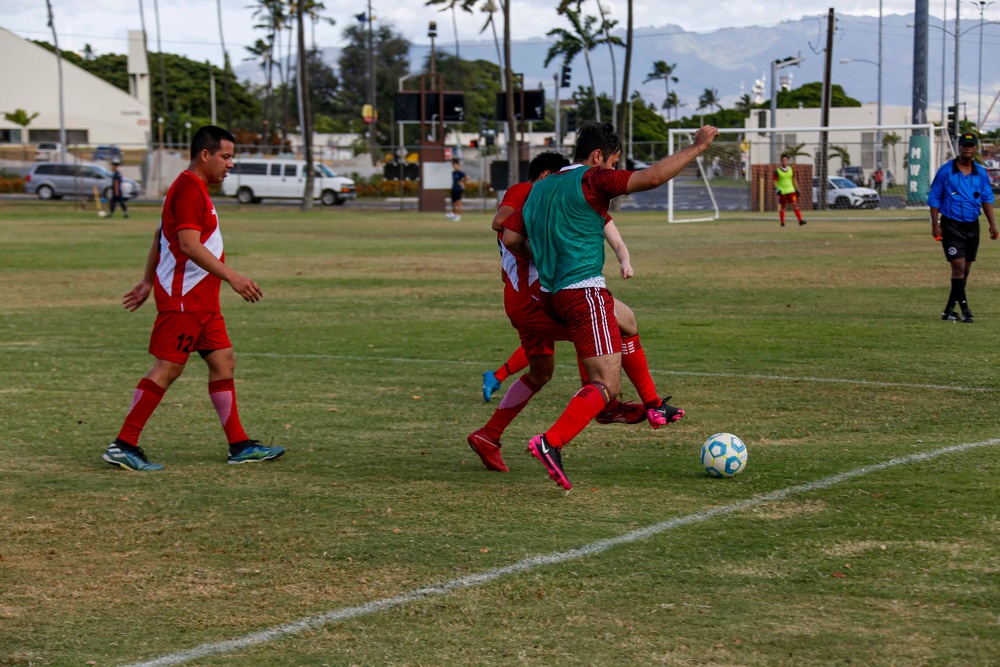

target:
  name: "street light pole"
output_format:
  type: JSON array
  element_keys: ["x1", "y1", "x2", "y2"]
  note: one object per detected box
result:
[
  {"x1": 955, "y1": 0, "x2": 961, "y2": 139},
  {"x1": 769, "y1": 55, "x2": 803, "y2": 164},
  {"x1": 841, "y1": 57, "x2": 883, "y2": 170},
  {"x1": 974, "y1": 1, "x2": 994, "y2": 129},
  {"x1": 878, "y1": 0, "x2": 884, "y2": 168}
]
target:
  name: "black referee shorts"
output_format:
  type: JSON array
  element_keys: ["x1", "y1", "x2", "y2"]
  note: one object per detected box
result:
[{"x1": 940, "y1": 216, "x2": 980, "y2": 262}]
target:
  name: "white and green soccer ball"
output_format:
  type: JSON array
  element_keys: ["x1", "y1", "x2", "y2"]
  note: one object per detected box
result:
[{"x1": 700, "y1": 432, "x2": 747, "y2": 478}]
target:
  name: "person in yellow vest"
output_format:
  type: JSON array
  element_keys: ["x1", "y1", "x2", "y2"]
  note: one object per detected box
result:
[{"x1": 773, "y1": 155, "x2": 806, "y2": 227}]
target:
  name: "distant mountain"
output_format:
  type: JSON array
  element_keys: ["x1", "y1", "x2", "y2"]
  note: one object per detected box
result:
[{"x1": 234, "y1": 13, "x2": 997, "y2": 121}]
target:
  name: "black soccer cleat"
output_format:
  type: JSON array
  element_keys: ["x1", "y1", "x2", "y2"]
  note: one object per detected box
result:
[
  {"x1": 942, "y1": 310, "x2": 959, "y2": 322},
  {"x1": 961, "y1": 308, "x2": 975, "y2": 323}
]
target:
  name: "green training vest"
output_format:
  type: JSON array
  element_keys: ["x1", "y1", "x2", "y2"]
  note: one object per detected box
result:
[{"x1": 775, "y1": 166, "x2": 796, "y2": 195}]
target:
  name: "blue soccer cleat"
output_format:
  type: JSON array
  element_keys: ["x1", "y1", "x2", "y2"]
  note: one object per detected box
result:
[{"x1": 482, "y1": 370, "x2": 502, "y2": 402}]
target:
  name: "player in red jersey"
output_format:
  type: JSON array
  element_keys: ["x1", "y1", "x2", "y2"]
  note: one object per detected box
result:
[
  {"x1": 102, "y1": 126, "x2": 285, "y2": 471},
  {"x1": 503, "y1": 121, "x2": 718, "y2": 490},
  {"x1": 467, "y1": 153, "x2": 649, "y2": 473}
]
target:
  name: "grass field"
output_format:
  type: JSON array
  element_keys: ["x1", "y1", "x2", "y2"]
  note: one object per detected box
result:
[{"x1": 1, "y1": 200, "x2": 998, "y2": 667}]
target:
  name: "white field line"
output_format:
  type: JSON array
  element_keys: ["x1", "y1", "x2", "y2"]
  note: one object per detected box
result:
[
  {"x1": 119, "y1": 437, "x2": 1000, "y2": 667},
  {"x1": 0, "y1": 346, "x2": 991, "y2": 392},
  {"x1": 242, "y1": 352, "x2": 994, "y2": 393}
]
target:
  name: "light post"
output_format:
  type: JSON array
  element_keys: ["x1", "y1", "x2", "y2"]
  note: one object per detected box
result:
[
  {"x1": 841, "y1": 57, "x2": 882, "y2": 169},
  {"x1": 428, "y1": 21, "x2": 437, "y2": 78},
  {"x1": 769, "y1": 55, "x2": 803, "y2": 163},
  {"x1": 157, "y1": 116, "x2": 164, "y2": 197},
  {"x1": 184, "y1": 121, "x2": 191, "y2": 149},
  {"x1": 973, "y1": 1, "x2": 995, "y2": 129},
  {"x1": 910, "y1": 16, "x2": 998, "y2": 136}
]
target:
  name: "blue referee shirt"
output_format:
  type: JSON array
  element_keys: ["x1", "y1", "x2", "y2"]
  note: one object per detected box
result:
[{"x1": 927, "y1": 159, "x2": 994, "y2": 223}]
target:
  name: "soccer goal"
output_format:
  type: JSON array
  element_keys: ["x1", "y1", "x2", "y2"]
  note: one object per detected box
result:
[{"x1": 665, "y1": 124, "x2": 950, "y2": 223}]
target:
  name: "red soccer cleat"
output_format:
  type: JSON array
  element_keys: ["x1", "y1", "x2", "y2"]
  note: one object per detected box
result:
[
  {"x1": 467, "y1": 428, "x2": 509, "y2": 472},
  {"x1": 595, "y1": 399, "x2": 648, "y2": 425}
]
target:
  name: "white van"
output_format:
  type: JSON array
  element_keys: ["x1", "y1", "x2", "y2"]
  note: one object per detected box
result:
[{"x1": 222, "y1": 159, "x2": 356, "y2": 205}]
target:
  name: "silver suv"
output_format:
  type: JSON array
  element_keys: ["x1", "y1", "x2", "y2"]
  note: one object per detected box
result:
[{"x1": 24, "y1": 162, "x2": 142, "y2": 201}]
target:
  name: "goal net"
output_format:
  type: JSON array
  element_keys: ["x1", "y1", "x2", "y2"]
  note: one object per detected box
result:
[{"x1": 664, "y1": 124, "x2": 949, "y2": 223}]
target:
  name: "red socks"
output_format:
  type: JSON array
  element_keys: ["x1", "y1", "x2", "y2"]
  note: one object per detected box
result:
[
  {"x1": 484, "y1": 375, "x2": 541, "y2": 440},
  {"x1": 795, "y1": 208, "x2": 803, "y2": 222},
  {"x1": 494, "y1": 347, "x2": 529, "y2": 383},
  {"x1": 620, "y1": 335, "x2": 659, "y2": 407},
  {"x1": 117, "y1": 378, "x2": 165, "y2": 446},
  {"x1": 209, "y1": 378, "x2": 249, "y2": 444},
  {"x1": 544, "y1": 382, "x2": 612, "y2": 448},
  {"x1": 780, "y1": 210, "x2": 786, "y2": 225}
]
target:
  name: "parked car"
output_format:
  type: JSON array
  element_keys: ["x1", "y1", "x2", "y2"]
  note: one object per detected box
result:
[
  {"x1": 34, "y1": 142, "x2": 63, "y2": 161},
  {"x1": 813, "y1": 176, "x2": 880, "y2": 209},
  {"x1": 837, "y1": 165, "x2": 865, "y2": 186},
  {"x1": 988, "y1": 167, "x2": 1000, "y2": 191},
  {"x1": 24, "y1": 162, "x2": 142, "y2": 201},
  {"x1": 93, "y1": 145, "x2": 122, "y2": 162},
  {"x1": 221, "y1": 159, "x2": 356, "y2": 205}
]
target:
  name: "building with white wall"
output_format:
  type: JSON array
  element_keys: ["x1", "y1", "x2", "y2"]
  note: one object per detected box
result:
[{"x1": 0, "y1": 27, "x2": 150, "y2": 147}]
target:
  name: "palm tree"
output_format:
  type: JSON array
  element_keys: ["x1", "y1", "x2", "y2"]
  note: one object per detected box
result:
[
  {"x1": 296, "y1": 0, "x2": 314, "y2": 210},
  {"x1": 151, "y1": 0, "x2": 169, "y2": 143},
  {"x1": 216, "y1": 0, "x2": 233, "y2": 128},
  {"x1": 546, "y1": 8, "x2": 615, "y2": 122},
  {"x1": 644, "y1": 61, "x2": 677, "y2": 119},
  {"x1": 663, "y1": 90, "x2": 681, "y2": 121},
  {"x1": 3, "y1": 109, "x2": 39, "y2": 142},
  {"x1": 734, "y1": 93, "x2": 754, "y2": 117},
  {"x1": 593, "y1": 2, "x2": 621, "y2": 128},
  {"x1": 617, "y1": 0, "x2": 632, "y2": 137},
  {"x1": 479, "y1": 0, "x2": 503, "y2": 68},
  {"x1": 425, "y1": 0, "x2": 515, "y2": 182},
  {"x1": 698, "y1": 87, "x2": 721, "y2": 114}
]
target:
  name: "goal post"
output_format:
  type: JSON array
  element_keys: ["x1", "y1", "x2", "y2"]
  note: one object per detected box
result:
[{"x1": 665, "y1": 124, "x2": 946, "y2": 223}]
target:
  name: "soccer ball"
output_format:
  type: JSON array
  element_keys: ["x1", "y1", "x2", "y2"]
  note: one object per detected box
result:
[
  {"x1": 700, "y1": 432, "x2": 747, "y2": 478},
  {"x1": 98, "y1": 210, "x2": 107, "y2": 218}
]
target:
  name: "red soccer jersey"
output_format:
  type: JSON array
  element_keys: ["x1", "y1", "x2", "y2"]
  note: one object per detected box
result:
[
  {"x1": 153, "y1": 170, "x2": 224, "y2": 312},
  {"x1": 497, "y1": 181, "x2": 538, "y2": 315}
]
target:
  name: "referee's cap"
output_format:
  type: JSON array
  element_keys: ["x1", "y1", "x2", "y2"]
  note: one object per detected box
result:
[{"x1": 959, "y1": 132, "x2": 979, "y2": 146}]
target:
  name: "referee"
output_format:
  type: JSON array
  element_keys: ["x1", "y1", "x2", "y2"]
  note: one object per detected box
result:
[{"x1": 928, "y1": 132, "x2": 998, "y2": 323}]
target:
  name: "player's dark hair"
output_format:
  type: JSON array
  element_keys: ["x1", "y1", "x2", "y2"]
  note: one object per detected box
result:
[
  {"x1": 452, "y1": 158, "x2": 461, "y2": 165},
  {"x1": 190, "y1": 125, "x2": 236, "y2": 160},
  {"x1": 528, "y1": 152, "x2": 570, "y2": 181},
  {"x1": 573, "y1": 121, "x2": 622, "y2": 162}
]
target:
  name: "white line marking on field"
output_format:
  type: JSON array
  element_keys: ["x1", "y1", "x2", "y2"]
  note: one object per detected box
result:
[
  {"x1": 0, "y1": 347, "x2": 990, "y2": 392},
  {"x1": 239, "y1": 352, "x2": 994, "y2": 393},
  {"x1": 119, "y1": 437, "x2": 1000, "y2": 667}
]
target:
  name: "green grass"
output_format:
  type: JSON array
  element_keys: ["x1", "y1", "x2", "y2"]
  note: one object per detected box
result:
[{"x1": 1, "y1": 201, "x2": 998, "y2": 666}]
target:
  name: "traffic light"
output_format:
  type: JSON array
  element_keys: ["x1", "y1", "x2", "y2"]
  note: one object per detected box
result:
[
  {"x1": 560, "y1": 64, "x2": 572, "y2": 88},
  {"x1": 566, "y1": 110, "x2": 578, "y2": 133},
  {"x1": 947, "y1": 105, "x2": 958, "y2": 136}
]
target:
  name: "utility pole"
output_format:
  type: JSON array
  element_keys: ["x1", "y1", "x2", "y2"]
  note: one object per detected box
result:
[
  {"x1": 818, "y1": 7, "x2": 835, "y2": 210},
  {"x1": 553, "y1": 72, "x2": 560, "y2": 150},
  {"x1": 877, "y1": 0, "x2": 884, "y2": 169},
  {"x1": 975, "y1": 1, "x2": 994, "y2": 129},
  {"x1": 298, "y1": 0, "x2": 314, "y2": 210},
  {"x1": 954, "y1": 0, "x2": 961, "y2": 140},
  {"x1": 367, "y1": 0, "x2": 377, "y2": 161},
  {"x1": 44, "y1": 0, "x2": 66, "y2": 161}
]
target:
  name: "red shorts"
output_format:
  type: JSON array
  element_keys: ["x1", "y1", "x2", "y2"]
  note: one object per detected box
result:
[
  {"x1": 508, "y1": 299, "x2": 571, "y2": 358},
  {"x1": 544, "y1": 287, "x2": 621, "y2": 359},
  {"x1": 779, "y1": 192, "x2": 798, "y2": 206},
  {"x1": 149, "y1": 310, "x2": 232, "y2": 365}
]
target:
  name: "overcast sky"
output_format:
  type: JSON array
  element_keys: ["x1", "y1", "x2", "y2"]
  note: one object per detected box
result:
[{"x1": 3, "y1": 0, "x2": 991, "y2": 67}]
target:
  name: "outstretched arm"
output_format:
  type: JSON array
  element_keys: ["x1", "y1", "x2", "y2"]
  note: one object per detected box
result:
[{"x1": 627, "y1": 125, "x2": 719, "y2": 194}]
